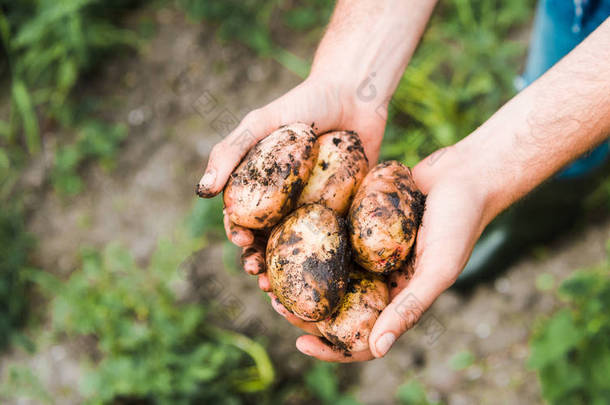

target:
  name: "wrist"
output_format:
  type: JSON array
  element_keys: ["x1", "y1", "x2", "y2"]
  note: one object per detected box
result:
[
  {"x1": 414, "y1": 141, "x2": 501, "y2": 229},
  {"x1": 303, "y1": 69, "x2": 387, "y2": 125},
  {"x1": 309, "y1": 0, "x2": 437, "y2": 111}
]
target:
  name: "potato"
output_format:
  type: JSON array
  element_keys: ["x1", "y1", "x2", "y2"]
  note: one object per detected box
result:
[
  {"x1": 316, "y1": 269, "x2": 389, "y2": 352},
  {"x1": 224, "y1": 123, "x2": 319, "y2": 229},
  {"x1": 348, "y1": 161, "x2": 425, "y2": 273},
  {"x1": 266, "y1": 203, "x2": 350, "y2": 321},
  {"x1": 297, "y1": 131, "x2": 368, "y2": 215}
]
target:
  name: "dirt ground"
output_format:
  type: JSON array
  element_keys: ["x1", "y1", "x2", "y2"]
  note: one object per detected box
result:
[{"x1": 3, "y1": 6, "x2": 610, "y2": 405}]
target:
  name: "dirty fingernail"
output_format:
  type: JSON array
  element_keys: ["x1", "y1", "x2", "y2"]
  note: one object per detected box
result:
[
  {"x1": 243, "y1": 260, "x2": 257, "y2": 275},
  {"x1": 270, "y1": 297, "x2": 283, "y2": 314},
  {"x1": 196, "y1": 169, "x2": 216, "y2": 197},
  {"x1": 375, "y1": 333, "x2": 396, "y2": 357},
  {"x1": 255, "y1": 260, "x2": 265, "y2": 275}
]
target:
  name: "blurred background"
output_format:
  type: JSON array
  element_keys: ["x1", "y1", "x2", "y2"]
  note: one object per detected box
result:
[{"x1": 1, "y1": 0, "x2": 609, "y2": 404}]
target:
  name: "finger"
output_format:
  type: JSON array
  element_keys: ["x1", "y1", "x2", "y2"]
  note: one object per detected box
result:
[
  {"x1": 196, "y1": 80, "x2": 344, "y2": 198},
  {"x1": 223, "y1": 210, "x2": 254, "y2": 247},
  {"x1": 258, "y1": 272, "x2": 272, "y2": 292},
  {"x1": 268, "y1": 293, "x2": 321, "y2": 336},
  {"x1": 241, "y1": 245, "x2": 265, "y2": 275},
  {"x1": 368, "y1": 270, "x2": 447, "y2": 358},
  {"x1": 387, "y1": 255, "x2": 415, "y2": 300},
  {"x1": 196, "y1": 105, "x2": 283, "y2": 198},
  {"x1": 348, "y1": 112, "x2": 385, "y2": 167},
  {"x1": 295, "y1": 335, "x2": 374, "y2": 363},
  {"x1": 368, "y1": 192, "x2": 477, "y2": 358}
]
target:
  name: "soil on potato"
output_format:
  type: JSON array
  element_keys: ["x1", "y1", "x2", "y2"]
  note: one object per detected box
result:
[{"x1": 2, "y1": 5, "x2": 610, "y2": 405}]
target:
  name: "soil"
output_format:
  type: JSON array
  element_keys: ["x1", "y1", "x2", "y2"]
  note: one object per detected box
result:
[{"x1": 2, "y1": 5, "x2": 609, "y2": 405}]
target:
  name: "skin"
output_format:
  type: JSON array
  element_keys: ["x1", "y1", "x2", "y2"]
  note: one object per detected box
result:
[
  {"x1": 198, "y1": 0, "x2": 610, "y2": 362},
  {"x1": 200, "y1": 0, "x2": 436, "y2": 306}
]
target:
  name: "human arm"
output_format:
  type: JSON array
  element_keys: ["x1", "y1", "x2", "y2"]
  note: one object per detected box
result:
[
  {"x1": 196, "y1": 0, "x2": 438, "y2": 280},
  {"x1": 294, "y1": 18, "x2": 610, "y2": 361}
]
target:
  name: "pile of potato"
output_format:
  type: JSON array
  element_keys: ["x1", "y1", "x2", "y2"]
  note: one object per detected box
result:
[{"x1": 223, "y1": 123, "x2": 425, "y2": 352}]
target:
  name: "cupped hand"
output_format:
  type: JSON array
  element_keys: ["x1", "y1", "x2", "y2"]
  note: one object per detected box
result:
[
  {"x1": 197, "y1": 76, "x2": 388, "y2": 286},
  {"x1": 290, "y1": 147, "x2": 492, "y2": 362}
]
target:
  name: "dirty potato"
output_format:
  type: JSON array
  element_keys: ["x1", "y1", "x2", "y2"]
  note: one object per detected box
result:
[
  {"x1": 348, "y1": 161, "x2": 425, "y2": 273},
  {"x1": 316, "y1": 269, "x2": 389, "y2": 352},
  {"x1": 266, "y1": 203, "x2": 350, "y2": 321},
  {"x1": 223, "y1": 123, "x2": 319, "y2": 229},
  {"x1": 297, "y1": 131, "x2": 368, "y2": 215}
]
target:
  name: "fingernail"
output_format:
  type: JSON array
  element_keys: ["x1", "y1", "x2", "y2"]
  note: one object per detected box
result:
[
  {"x1": 375, "y1": 333, "x2": 396, "y2": 357},
  {"x1": 296, "y1": 339, "x2": 310, "y2": 355},
  {"x1": 200, "y1": 169, "x2": 216, "y2": 187},
  {"x1": 234, "y1": 233, "x2": 252, "y2": 247},
  {"x1": 270, "y1": 297, "x2": 283, "y2": 314},
  {"x1": 243, "y1": 261, "x2": 257, "y2": 275},
  {"x1": 255, "y1": 260, "x2": 265, "y2": 275},
  {"x1": 196, "y1": 169, "x2": 216, "y2": 197}
]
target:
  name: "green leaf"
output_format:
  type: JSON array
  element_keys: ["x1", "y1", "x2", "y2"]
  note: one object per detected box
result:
[
  {"x1": 449, "y1": 350, "x2": 475, "y2": 371},
  {"x1": 0, "y1": 148, "x2": 9, "y2": 170},
  {"x1": 53, "y1": 172, "x2": 83, "y2": 195},
  {"x1": 396, "y1": 379, "x2": 437, "y2": 405},
  {"x1": 0, "y1": 365, "x2": 53, "y2": 404},
  {"x1": 537, "y1": 358, "x2": 584, "y2": 401},
  {"x1": 559, "y1": 271, "x2": 599, "y2": 300},
  {"x1": 305, "y1": 363, "x2": 339, "y2": 403},
  {"x1": 11, "y1": 80, "x2": 40, "y2": 154},
  {"x1": 12, "y1": 0, "x2": 97, "y2": 49},
  {"x1": 536, "y1": 273, "x2": 555, "y2": 292},
  {"x1": 271, "y1": 47, "x2": 310, "y2": 79},
  {"x1": 529, "y1": 310, "x2": 583, "y2": 369},
  {"x1": 0, "y1": 10, "x2": 10, "y2": 54},
  {"x1": 0, "y1": 120, "x2": 9, "y2": 139},
  {"x1": 334, "y1": 396, "x2": 362, "y2": 405},
  {"x1": 187, "y1": 195, "x2": 224, "y2": 237}
]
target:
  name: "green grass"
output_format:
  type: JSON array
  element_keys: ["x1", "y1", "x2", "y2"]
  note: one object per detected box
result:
[
  {"x1": 529, "y1": 242, "x2": 610, "y2": 404},
  {"x1": 27, "y1": 235, "x2": 275, "y2": 404},
  {"x1": 0, "y1": 201, "x2": 35, "y2": 351},
  {"x1": 179, "y1": 0, "x2": 534, "y2": 165},
  {"x1": 383, "y1": 0, "x2": 534, "y2": 165},
  {"x1": 0, "y1": 0, "x2": 140, "y2": 196},
  {"x1": 0, "y1": 1, "x2": 552, "y2": 403}
]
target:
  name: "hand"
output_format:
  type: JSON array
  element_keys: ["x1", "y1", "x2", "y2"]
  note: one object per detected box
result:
[
  {"x1": 272, "y1": 19, "x2": 610, "y2": 361},
  {"x1": 198, "y1": 75, "x2": 388, "y2": 287},
  {"x1": 290, "y1": 147, "x2": 492, "y2": 362}
]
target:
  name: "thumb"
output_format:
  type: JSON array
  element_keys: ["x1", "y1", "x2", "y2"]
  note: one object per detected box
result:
[
  {"x1": 195, "y1": 82, "x2": 337, "y2": 198},
  {"x1": 368, "y1": 218, "x2": 472, "y2": 357},
  {"x1": 368, "y1": 177, "x2": 486, "y2": 358},
  {"x1": 196, "y1": 105, "x2": 280, "y2": 198},
  {"x1": 368, "y1": 263, "x2": 454, "y2": 358}
]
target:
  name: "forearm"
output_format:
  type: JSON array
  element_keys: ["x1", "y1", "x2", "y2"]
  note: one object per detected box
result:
[
  {"x1": 309, "y1": 0, "x2": 437, "y2": 109},
  {"x1": 456, "y1": 19, "x2": 610, "y2": 225}
]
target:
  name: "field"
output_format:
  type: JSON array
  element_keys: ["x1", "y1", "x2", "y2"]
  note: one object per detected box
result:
[{"x1": 1, "y1": 1, "x2": 609, "y2": 404}]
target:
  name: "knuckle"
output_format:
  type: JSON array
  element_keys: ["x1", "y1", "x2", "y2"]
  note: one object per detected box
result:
[
  {"x1": 209, "y1": 142, "x2": 224, "y2": 160},
  {"x1": 398, "y1": 308, "x2": 421, "y2": 332},
  {"x1": 392, "y1": 297, "x2": 424, "y2": 332},
  {"x1": 244, "y1": 107, "x2": 267, "y2": 124},
  {"x1": 243, "y1": 109, "x2": 260, "y2": 123}
]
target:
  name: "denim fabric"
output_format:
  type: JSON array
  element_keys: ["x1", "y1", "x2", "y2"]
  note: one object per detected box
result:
[{"x1": 521, "y1": 0, "x2": 610, "y2": 178}]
